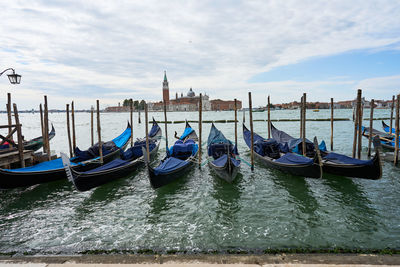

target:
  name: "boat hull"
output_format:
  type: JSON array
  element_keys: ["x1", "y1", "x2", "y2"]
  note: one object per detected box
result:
[
  {"x1": 208, "y1": 156, "x2": 240, "y2": 183},
  {"x1": 322, "y1": 152, "x2": 382, "y2": 180},
  {"x1": 254, "y1": 151, "x2": 322, "y2": 178},
  {"x1": 0, "y1": 149, "x2": 122, "y2": 189}
]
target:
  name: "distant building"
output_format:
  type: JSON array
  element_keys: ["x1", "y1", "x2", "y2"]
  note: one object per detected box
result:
[
  {"x1": 149, "y1": 71, "x2": 240, "y2": 111},
  {"x1": 211, "y1": 99, "x2": 242, "y2": 111},
  {"x1": 105, "y1": 102, "x2": 131, "y2": 112}
]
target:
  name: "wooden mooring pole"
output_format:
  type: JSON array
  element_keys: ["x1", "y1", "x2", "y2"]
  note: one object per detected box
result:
[
  {"x1": 130, "y1": 100, "x2": 133, "y2": 147},
  {"x1": 39, "y1": 104, "x2": 45, "y2": 152},
  {"x1": 300, "y1": 95, "x2": 303, "y2": 139},
  {"x1": 198, "y1": 94, "x2": 202, "y2": 169},
  {"x1": 71, "y1": 101, "x2": 76, "y2": 152},
  {"x1": 368, "y1": 99, "x2": 375, "y2": 157},
  {"x1": 96, "y1": 100, "x2": 103, "y2": 164},
  {"x1": 234, "y1": 98, "x2": 238, "y2": 147},
  {"x1": 138, "y1": 110, "x2": 141, "y2": 124},
  {"x1": 66, "y1": 104, "x2": 73, "y2": 158},
  {"x1": 13, "y1": 104, "x2": 24, "y2": 168},
  {"x1": 394, "y1": 95, "x2": 399, "y2": 165},
  {"x1": 7, "y1": 93, "x2": 12, "y2": 147},
  {"x1": 352, "y1": 89, "x2": 362, "y2": 158},
  {"x1": 390, "y1": 95, "x2": 395, "y2": 135},
  {"x1": 267, "y1": 95, "x2": 271, "y2": 139},
  {"x1": 357, "y1": 92, "x2": 363, "y2": 159},
  {"x1": 91, "y1": 106, "x2": 94, "y2": 146},
  {"x1": 330, "y1": 98, "x2": 334, "y2": 151},
  {"x1": 44, "y1": 96, "x2": 50, "y2": 160},
  {"x1": 242, "y1": 109, "x2": 245, "y2": 123},
  {"x1": 248, "y1": 92, "x2": 254, "y2": 171},
  {"x1": 144, "y1": 102, "x2": 150, "y2": 162},
  {"x1": 302, "y1": 93, "x2": 306, "y2": 156}
]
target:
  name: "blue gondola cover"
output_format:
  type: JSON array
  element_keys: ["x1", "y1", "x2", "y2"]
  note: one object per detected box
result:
[
  {"x1": 169, "y1": 140, "x2": 197, "y2": 158},
  {"x1": 6, "y1": 158, "x2": 79, "y2": 172},
  {"x1": 153, "y1": 157, "x2": 190, "y2": 175},
  {"x1": 121, "y1": 141, "x2": 156, "y2": 160},
  {"x1": 323, "y1": 152, "x2": 373, "y2": 165},
  {"x1": 180, "y1": 127, "x2": 194, "y2": 140},
  {"x1": 275, "y1": 153, "x2": 313, "y2": 165},
  {"x1": 112, "y1": 126, "x2": 132, "y2": 148}
]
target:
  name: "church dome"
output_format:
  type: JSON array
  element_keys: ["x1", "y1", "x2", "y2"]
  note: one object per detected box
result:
[{"x1": 187, "y1": 87, "x2": 195, "y2": 97}]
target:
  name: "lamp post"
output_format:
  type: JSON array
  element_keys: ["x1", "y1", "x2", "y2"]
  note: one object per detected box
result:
[{"x1": 0, "y1": 68, "x2": 21, "y2": 84}]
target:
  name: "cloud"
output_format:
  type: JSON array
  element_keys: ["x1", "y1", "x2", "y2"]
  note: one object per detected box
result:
[{"x1": 0, "y1": 0, "x2": 399, "y2": 108}]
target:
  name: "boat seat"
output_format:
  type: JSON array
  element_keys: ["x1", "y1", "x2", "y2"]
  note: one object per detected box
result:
[
  {"x1": 170, "y1": 140, "x2": 196, "y2": 160},
  {"x1": 208, "y1": 143, "x2": 233, "y2": 159}
]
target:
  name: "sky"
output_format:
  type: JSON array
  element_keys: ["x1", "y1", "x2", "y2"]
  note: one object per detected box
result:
[{"x1": 1, "y1": 0, "x2": 400, "y2": 109}]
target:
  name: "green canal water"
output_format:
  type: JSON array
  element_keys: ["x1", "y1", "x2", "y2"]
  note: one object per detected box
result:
[{"x1": 0, "y1": 109, "x2": 399, "y2": 254}]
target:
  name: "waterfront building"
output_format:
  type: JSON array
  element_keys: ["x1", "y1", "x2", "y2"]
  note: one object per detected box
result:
[{"x1": 148, "y1": 71, "x2": 240, "y2": 111}]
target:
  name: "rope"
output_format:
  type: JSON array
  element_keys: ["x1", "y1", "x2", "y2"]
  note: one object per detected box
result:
[{"x1": 238, "y1": 156, "x2": 252, "y2": 167}]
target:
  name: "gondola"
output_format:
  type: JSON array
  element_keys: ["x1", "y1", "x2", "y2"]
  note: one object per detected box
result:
[
  {"x1": 147, "y1": 121, "x2": 198, "y2": 189},
  {"x1": 361, "y1": 125, "x2": 396, "y2": 151},
  {"x1": 271, "y1": 123, "x2": 382, "y2": 180},
  {"x1": 0, "y1": 124, "x2": 56, "y2": 153},
  {"x1": 243, "y1": 124, "x2": 322, "y2": 178},
  {"x1": 207, "y1": 123, "x2": 240, "y2": 183},
  {"x1": 0, "y1": 123, "x2": 132, "y2": 189},
  {"x1": 62, "y1": 119, "x2": 161, "y2": 191}
]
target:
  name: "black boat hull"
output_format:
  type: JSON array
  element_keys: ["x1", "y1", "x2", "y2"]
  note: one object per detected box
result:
[
  {"x1": 0, "y1": 149, "x2": 122, "y2": 189},
  {"x1": 208, "y1": 156, "x2": 240, "y2": 183},
  {"x1": 148, "y1": 152, "x2": 197, "y2": 189},
  {"x1": 72, "y1": 145, "x2": 159, "y2": 191},
  {"x1": 254, "y1": 151, "x2": 322, "y2": 178},
  {"x1": 321, "y1": 152, "x2": 382, "y2": 180}
]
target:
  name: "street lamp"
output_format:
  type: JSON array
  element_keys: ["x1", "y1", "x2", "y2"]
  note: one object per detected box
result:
[{"x1": 0, "y1": 68, "x2": 21, "y2": 84}]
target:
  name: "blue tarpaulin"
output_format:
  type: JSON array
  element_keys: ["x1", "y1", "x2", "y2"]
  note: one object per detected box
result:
[
  {"x1": 121, "y1": 141, "x2": 156, "y2": 160},
  {"x1": 180, "y1": 127, "x2": 194, "y2": 140},
  {"x1": 275, "y1": 153, "x2": 313, "y2": 165},
  {"x1": 6, "y1": 158, "x2": 79, "y2": 172},
  {"x1": 323, "y1": 152, "x2": 373, "y2": 165},
  {"x1": 149, "y1": 122, "x2": 160, "y2": 138},
  {"x1": 212, "y1": 154, "x2": 240, "y2": 167},
  {"x1": 112, "y1": 126, "x2": 132, "y2": 148},
  {"x1": 153, "y1": 157, "x2": 190, "y2": 175},
  {"x1": 169, "y1": 140, "x2": 197, "y2": 158}
]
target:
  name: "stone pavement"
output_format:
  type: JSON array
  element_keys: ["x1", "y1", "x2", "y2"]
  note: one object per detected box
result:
[{"x1": 1, "y1": 254, "x2": 400, "y2": 266}]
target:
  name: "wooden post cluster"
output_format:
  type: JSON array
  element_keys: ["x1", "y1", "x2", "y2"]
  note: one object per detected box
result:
[
  {"x1": 234, "y1": 99, "x2": 238, "y2": 147},
  {"x1": 96, "y1": 100, "x2": 103, "y2": 164},
  {"x1": 144, "y1": 102, "x2": 150, "y2": 162},
  {"x1": 13, "y1": 104, "x2": 24, "y2": 168},
  {"x1": 130, "y1": 100, "x2": 133, "y2": 147},
  {"x1": 301, "y1": 93, "x2": 306, "y2": 156},
  {"x1": 198, "y1": 94, "x2": 202, "y2": 168},
  {"x1": 248, "y1": 92, "x2": 254, "y2": 171},
  {"x1": 368, "y1": 99, "x2": 375, "y2": 157},
  {"x1": 330, "y1": 98, "x2": 334, "y2": 151},
  {"x1": 267, "y1": 95, "x2": 271, "y2": 139},
  {"x1": 390, "y1": 95, "x2": 395, "y2": 135},
  {"x1": 66, "y1": 104, "x2": 73, "y2": 158},
  {"x1": 394, "y1": 95, "x2": 400, "y2": 165},
  {"x1": 352, "y1": 89, "x2": 362, "y2": 158}
]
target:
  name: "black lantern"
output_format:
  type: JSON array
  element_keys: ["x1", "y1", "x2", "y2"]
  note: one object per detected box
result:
[
  {"x1": 7, "y1": 73, "x2": 21, "y2": 84},
  {"x1": 0, "y1": 68, "x2": 21, "y2": 84}
]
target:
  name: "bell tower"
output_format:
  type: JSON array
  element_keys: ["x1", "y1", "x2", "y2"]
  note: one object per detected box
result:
[{"x1": 162, "y1": 71, "x2": 169, "y2": 104}]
